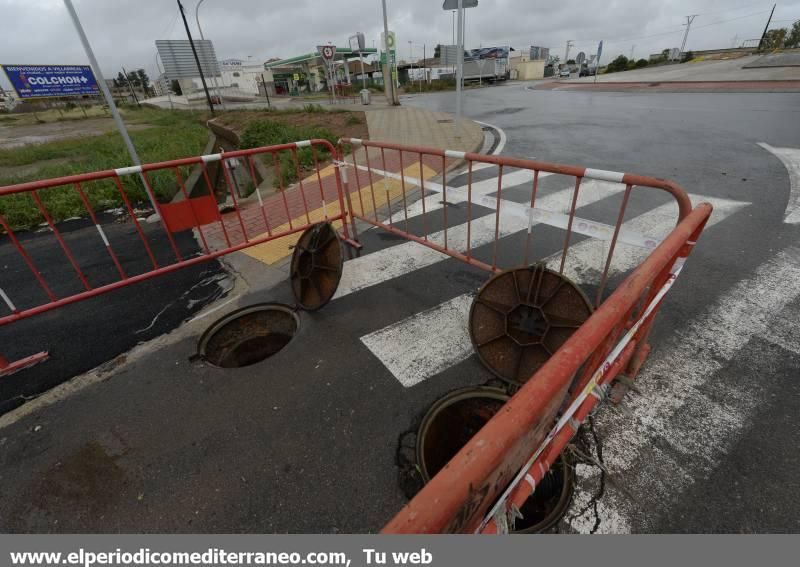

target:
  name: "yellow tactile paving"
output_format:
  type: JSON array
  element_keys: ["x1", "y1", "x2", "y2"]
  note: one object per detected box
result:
[{"x1": 241, "y1": 162, "x2": 438, "y2": 265}]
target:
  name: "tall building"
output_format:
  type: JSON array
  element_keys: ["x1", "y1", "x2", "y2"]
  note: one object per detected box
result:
[{"x1": 529, "y1": 46, "x2": 550, "y2": 61}]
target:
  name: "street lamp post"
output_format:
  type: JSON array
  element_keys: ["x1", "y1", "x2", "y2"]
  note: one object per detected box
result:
[{"x1": 195, "y1": 0, "x2": 227, "y2": 110}]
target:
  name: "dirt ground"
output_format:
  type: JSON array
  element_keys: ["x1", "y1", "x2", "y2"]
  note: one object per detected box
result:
[
  {"x1": 215, "y1": 110, "x2": 369, "y2": 141},
  {"x1": 0, "y1": 118, "x2": 152, "y2": 150}
]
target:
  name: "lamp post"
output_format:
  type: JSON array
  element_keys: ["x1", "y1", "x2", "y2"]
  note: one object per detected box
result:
[{"x1": 195, "y1": 0, "x2": 227, "y2": 110}]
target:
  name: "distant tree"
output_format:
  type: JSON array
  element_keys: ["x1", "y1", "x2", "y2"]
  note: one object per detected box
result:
[
  {"x1": 635, "y1": 58, "x2": 649, "y2": 68},
  {"x1": 566, "y1": 58, "x2": 576, "y2": 65},
  {"x1": 605, "y1": 54, "x2": 629, "y2": 73},
  {"x1": 136, "y1": 69, "x2": 151, "y2": 96},
  {"x1": 434, "y1": 44, "x2": 441, "y2": 58},
  {"x1": 761, "y1": 28, "x2": 787, "y2": 49},
  {"x1": 170, "y1": 80, "x2": 182, "y2": 96},
  {"x1": 681, "y1": 50, "x2": 694, "y2": 63},
  {"x1": 115, "y1": 71, "x2": 126, "y2": 88},
  {"x1": 548, "y1": 55, "x2": 560, "y2": 65},
  {"x1": 786, "y1": 21, "x2": 800, "y2": 48}
]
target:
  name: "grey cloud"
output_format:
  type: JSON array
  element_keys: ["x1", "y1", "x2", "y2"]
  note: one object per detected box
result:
[{"x1": 2, "y1": 0, "x2": 798, "y2": 90}]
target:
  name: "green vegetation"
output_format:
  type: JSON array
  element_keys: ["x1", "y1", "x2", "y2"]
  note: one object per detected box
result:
[
  {"x1": 0, "y1": 106, "x2": 210, "y2": 230},
  {"x1": 239, "y1": 119, "x2": 337, "y2": 188}
]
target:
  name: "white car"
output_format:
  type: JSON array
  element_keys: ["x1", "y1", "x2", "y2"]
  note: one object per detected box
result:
[{"x1": 559, "y1": 68, "x2": 571, "y2": 78}]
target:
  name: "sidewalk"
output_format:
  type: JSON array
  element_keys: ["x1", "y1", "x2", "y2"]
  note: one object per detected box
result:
[{"x1": 202, "y1": 106, "x2": 483, "y2": 264}]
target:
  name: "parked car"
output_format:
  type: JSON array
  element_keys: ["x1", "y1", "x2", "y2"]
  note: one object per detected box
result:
[
  {"x1": 579, "y1": 67, "x2": 597, "y2": 77},
  {"x1": 559, "y1": 68, "x2": 571, "y2": 78}
]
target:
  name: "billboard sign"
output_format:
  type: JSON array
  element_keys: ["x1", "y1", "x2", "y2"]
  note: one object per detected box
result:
[
  {"x1": 1, "y1": 64, "x2": 100, "y2": 99},
  {"x1": 155, "y1": 40, "x2": 221, "y2": 79}
]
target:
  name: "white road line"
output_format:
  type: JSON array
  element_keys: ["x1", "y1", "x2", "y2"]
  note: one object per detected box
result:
[
  {"x1": 567, "y1": 244, "x2": 800, "y2": 533},
  {"x1": 335, "y1": 180, "x2": 623, "y2": 299},
  {"x1": 757, "y1": 142, "x2": 800, "y2": 224},
  {"x1": 557, "y1": 194, "x2": 751, "y2": 284},
  {"x1": 360, "y1": 194, "x2": 749, "y2": 388}
]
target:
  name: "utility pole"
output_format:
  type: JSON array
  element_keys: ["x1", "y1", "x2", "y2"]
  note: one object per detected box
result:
[
  {"x1": 680, "y1": 15, "x2": 699, "y2": 57},
  {"x1": 451, "y1": 10, "x2": 456, "y2": 76},
  {"x1": 629, "y1": 45, "x2": 635, "y2": 60},
  {"x1": 261, "y1": 73, "x2": 271, "y2": 108},
  {"x1": 758, "y1": 4, "x2": 777, "y2": 50},
  {"x1": 154, "y1": 51, "x2": 174, "y2": 110},
  {"x1": 121, "y1": 67, "x2": 141, "y2": 108},
  {"x1": 177, "y1": 0, "x2": 215, "y2": 115},
  {"x1": 195, "y1": 0, "x2": 227, "y2": 110},
  {"x1": 62, "y1": 0, "x2": 158, "y2": 214},
  {"x1": 565, "y1": 40, "x2": 574, "y2": 62}
]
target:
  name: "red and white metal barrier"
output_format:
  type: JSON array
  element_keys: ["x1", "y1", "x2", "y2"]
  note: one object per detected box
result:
[
  {"x1": 0, "y1": 139, "x2": 352, "y2": 376},
  {"x1": 333, "y1": 138, "x2": 711, "y2": 533}
]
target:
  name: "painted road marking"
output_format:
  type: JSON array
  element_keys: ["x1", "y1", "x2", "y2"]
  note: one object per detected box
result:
[
  {"x1": 566, "y1": 244, "x2": 800, "y2": 533},
  {"x1": 335, "y1": 179, "x2": 623, "y2": 299},
  {"x1": 360, "y1": 194, "x2": 749, "y2": 388},
  {"x1": 240, "y1": 162, "x2": 437, "y2": 265},
  {"x1": 757, "y1": 143, "x2": 800, "y2": 224}
]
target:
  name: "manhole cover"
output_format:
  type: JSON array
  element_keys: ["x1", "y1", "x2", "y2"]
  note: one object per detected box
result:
[
  {"x1": 290, "y1": 222, "x2": 344, "y2": 311},
  {"x1": 196, "y1": 303, "x2": 299, "y2": 368},
  {"x1": 469, "y1": 265, "x2": 593, "y2": 385}
]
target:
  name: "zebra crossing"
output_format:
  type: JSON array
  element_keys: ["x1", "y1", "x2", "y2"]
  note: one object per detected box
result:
[{"x1": 327, "y1": 157, "x2": 776, "y2": 533}]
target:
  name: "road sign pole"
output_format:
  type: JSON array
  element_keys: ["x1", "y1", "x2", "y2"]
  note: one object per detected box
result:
[
  {"x1": 61, "y1": 0, "x2": 159, "y2": 214},
  {"x1": 381, "y1": 0, "x2": 399, "y2": 105},
  {"x1": 455, "y1": 0, "x2": 464, "y2": 131}
]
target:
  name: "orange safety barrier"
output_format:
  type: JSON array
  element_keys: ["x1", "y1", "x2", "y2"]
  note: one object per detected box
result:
[
  {"x1": 333, "y1": 138, "x2": 712, "y2": 533},
  {"x1": 0, "y1": 139, "x2": 354, "y2": 376}
]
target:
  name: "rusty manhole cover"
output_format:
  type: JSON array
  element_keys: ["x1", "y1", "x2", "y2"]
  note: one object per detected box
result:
[
  {"x1": 290, "y1": 222, "x2": 344, "y2": 311},
  {"x1": 469, "y1": 264, "x2": 593, "y2": 385}
]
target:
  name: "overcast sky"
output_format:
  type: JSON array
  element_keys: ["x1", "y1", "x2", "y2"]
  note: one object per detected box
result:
[{"x1": 1, "y1": 0, "x2": 798, "y2": 89}]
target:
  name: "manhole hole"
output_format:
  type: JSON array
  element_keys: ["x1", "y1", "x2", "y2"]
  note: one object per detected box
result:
[
  {"x1": 417, "y1": 387, "x2": 509, "y2": 482},
  {"x1": 196, "y1": 303, "x2": 299, "y2": 368},
  {"x1": 512, "y1": 454, "x2": 575, "y2": 533},
  {"x1": 414, "y1": 387, "x2": 574, "y2": 533},
  {"x1": 469, "y1": 264, "x2": 593, "y2": 385}
]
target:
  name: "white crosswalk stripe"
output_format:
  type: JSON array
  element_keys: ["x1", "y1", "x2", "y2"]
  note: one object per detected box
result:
[
  {"x1": 567, "y1": 244, "x2": 800, "y2": 533},
  {"x1": 358, "y1": 193, "x2": 749, "y2": 388}
]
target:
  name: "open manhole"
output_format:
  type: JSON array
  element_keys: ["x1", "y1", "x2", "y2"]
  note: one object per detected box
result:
[
  {"x1": 415, "y1": 387, "x2": 574, "y2": 533},
  {"x1": 417, "y1": 387, "x2": 509, "y2": 482},
  {"x1": 512, "y1": 454, "x2": 575, "y2": 533},
  {"x1": 469, "y1": 264, "x2": 593, "y2": 386},
  {"x1": 196, "y1": 304, "x2": 299, "y2": 368}
]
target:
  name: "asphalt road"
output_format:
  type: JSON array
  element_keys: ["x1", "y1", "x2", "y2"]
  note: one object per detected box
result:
[
  {"x1": 0, "y1": 213, "x2": 231, "y2": 414},
  {"x1": 1, "y1": 84, "x2": 799, "y2": 533}
]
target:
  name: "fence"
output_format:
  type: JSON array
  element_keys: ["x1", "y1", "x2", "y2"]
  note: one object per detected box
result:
[
  {"x1": 1, "y1": 137, "x2": 713, "y2": 534},
  {"x1": 0, "y1": 139, "x2": 352, "y2": 375},
  {"x1": 334, "y1": 138, "x2": 712, "y2": 533}
]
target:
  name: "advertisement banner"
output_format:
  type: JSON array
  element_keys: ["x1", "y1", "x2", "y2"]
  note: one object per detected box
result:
[{"x1": 1, "y1": 64, "x2": 100, "y2": 99}]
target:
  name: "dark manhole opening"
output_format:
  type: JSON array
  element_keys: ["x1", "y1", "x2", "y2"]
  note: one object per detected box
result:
[
  {"x1": 196, "y1": 303, "x2": 299, "y2": 368},
  {"x1": 417, "y1": 387, "x2": 509, "y2": 482},
  {"x1": 415, "y1": 387, "x2": 574, "y2": 533},
  {"x1": 513, "y1": 454, "x2": 574, "y2": 533}
]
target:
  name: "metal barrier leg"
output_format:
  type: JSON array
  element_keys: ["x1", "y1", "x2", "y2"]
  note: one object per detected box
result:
[{"x1": 0, "y1": 352, "x2": 49, "y2": 377}]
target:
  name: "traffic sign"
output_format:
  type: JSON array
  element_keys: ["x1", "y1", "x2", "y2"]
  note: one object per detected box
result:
[
  {"x1": 576, "y1": 52, "x2": 586, "y2": 65},
  {"x1": 317, "y1": 45, "x2": 336, "y2": 62},
  {"x1": 381, "y1": 32, "x2": 397, "y2": 51},
  {"x1": 1, "y1": 64, "x2": 100, "y2": 99},
  {"x1": 596, "y1": 41, "x2": 603, "y2": 61},
  {"x1": 293, "y1": 73, "x2": 300, "y2": 81},
  {"x1": 442, "y1": 0, "x2": 478, "y2": 8}
]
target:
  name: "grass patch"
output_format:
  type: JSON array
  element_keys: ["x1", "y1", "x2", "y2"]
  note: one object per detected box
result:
[
  {"x1": 0, "y1": 106, "x2": 211, "y2": 230},
  {"x1": 239, "y1": 119, "x2": 337, "y2": 188}
]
